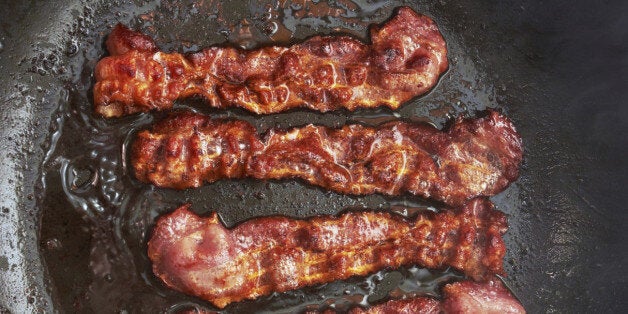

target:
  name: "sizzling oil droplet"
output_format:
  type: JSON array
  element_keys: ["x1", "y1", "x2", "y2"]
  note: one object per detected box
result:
[{"x1": 45, "y1": 238, "x2": 62, "y2": 250}]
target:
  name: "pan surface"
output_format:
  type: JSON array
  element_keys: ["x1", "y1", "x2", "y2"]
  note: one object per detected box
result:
[{"x1": 0, "y1": 0, "x2": 626, "y2": 313}]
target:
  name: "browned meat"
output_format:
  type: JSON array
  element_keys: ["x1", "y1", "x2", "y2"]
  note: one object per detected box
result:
[
  {"x1": 148, "y1": 198, "x2": 507, "y2": 308},
  {"x1": 93, "y1": 7, "x2": 448, "y2": 117},
  {"x1": 441, "y1": 279, "x2": 526, "y2": 313},
  {"x1": 309, "y1": 278, "x2": 525, "y2": 314},
  {"x1": 132, "y1": 110, "x2": 522, "y2": 206}
]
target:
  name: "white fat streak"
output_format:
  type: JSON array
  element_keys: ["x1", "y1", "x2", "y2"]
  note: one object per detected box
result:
[
  {"x1": 358, "y1": 214, "x2": 386, "y2": 241},
  {"x1": 236, "y1": 234, "x2": 255, "y2": 249},
  {"x1": 391, "y1": 126, "x2": 409, "y2": 190},
  {"x1": 313, "y1": 127, "x2": 336, "y2": 162},
  {"x1": 389, "y1": 150, "x2": 408, "y2": 194},
  {"x1": 327, "y1": 62, "x2": 338, "y2": 87},
  {"x1": 493, "y1": 116, "x2": 512, "y2": 130},
  {"x1": 366, "y1": 136, "x2": 383, "y2": 158},
  {"x1": 278, "y1": 83, "x2": 290, "y2": 104},
  {"x1": 391, "y1": 125, "x2": 404, "y2": 145},
  {"x1": 366, "y1": 125, "x2": 404, "y2": 162},
  {"x1": 198, "y1": 133, "x2": 222, "y2": 171},
  {"x1": 210, "y1": 49, "x2": 222, "y2": 75},
  {"x1": 317, "y1": 223, "x2": 341, "y2": 248},
  {"x1": 260, "y1": 127, "x2": 350, "y2": 182},
  {"x1": 259, "y1": 130, "x2": 275, "y2": 151},
  {"x1": 433, "y1": 50, "x2": 445, "y2": 66},
  {"x1": 250, "y1": 251, "x2": 263, "y2": 289},
  {"x1": 365, "y1": 125, "x2": 408, "y2": 192},
  {"x1": 173, "y1": 231, "x2": 204, "y2": 266},
  {"x1": 350, "y1": 86, "x2": 362, "y2": 101},
  {"x1": 190, "y1": 260, "x2": 243, "y2": 292},
  {"x1": 196, "y1": 133, "x2": 210, "y2": 170},
  {"x1": 277, "y1": 254, "x2": 298, "y2": 282},
  {"x1": 446, "y1": 142, "x2": 499, "y2": 193},
  {"x1": 286, "y1": 129, "x2": 300, "y2": 140},
  {"x1": 151, "y1": 52, "x2": 165, "y2": 72},
  {"x1": 152, "y1": 52, "x2": 169, "y2": 97},
  {"x1": 204, "y1": 133, "x2": 223, "y2": 158},
  {"x1": 249, "y1": 50, "x2": 264, "y2": 69},
  {"x1": 312, "y1": 127, "x2": 353, "y2": 182},
  {"x1": 381, "y1": 126, "x2": 408, "y2": 193},
  {"x1": 402, "y1": 35, "x2": 421, "y2": 58},
  {"x1": 450, "y1": 141, "x2": 490, "y2": 169}
]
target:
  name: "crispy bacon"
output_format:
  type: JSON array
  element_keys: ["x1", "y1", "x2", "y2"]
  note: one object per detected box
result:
[
  {"x1": 309, "y1": 278, "x2": 525, "y2": 314},
  {"x1": 93, "y1": 7, "x2": 448, "y2": 117},
  {"x1": 132, "y1": 110, "x2": 522, "y2": 206},
  {"x1": 148, "y1": 198, "x2": 507, "y2": 308},
  {"x1": 344, "y1": 298, "x2": 441, "y2": 314}
]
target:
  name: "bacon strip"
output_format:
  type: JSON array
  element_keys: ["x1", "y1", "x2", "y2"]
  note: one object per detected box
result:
[
  {"x1": 132, "y1": 110, "x2": 522, "y2": 206},
  {"x1": 179, "y1": 279, "x2": 525, "y2": 313},
  {"x1": 344, "y1": 298, "x2": 441, "y2": 314},
  {"x1": 148, "y1": 198, "x2": 507, "y2": 308},
  {"x1": 309, "y1": 279, "x2": 525, "y2": 314},
  {"x1": 94, "y1": 7, "x2": 448, "y2": 117}
]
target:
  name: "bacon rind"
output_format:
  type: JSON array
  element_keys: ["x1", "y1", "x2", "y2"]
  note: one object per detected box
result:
[
  {"x1": 147, "y1": 198, "x2": 507, "y2": 308},
  {"x1": 132, "y1": 110, "x2": 522, "y2": 206},
  {"x1": 93, "y1": 6, "x2": 448, "y2": 117}
]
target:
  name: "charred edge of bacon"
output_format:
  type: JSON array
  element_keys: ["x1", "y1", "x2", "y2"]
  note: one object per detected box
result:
[
  {"x1": 94, "y1": 6, "x2": 448, "y2": 117},
  {"x1": 147, "y1": 198, "x2": 507, "y2": 308},
  {"x1": 132, "y1": 110, "x2": 522, "y2": 207}
]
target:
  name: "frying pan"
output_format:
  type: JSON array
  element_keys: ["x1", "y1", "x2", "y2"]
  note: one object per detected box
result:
[{"x1": 0, "y1": 0, "x2": 626, "y2": 313}]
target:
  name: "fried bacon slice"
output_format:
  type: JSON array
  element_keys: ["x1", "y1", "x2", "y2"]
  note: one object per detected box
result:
[
  {"x1": 132, "y1": 110, "x2": 522, "y2": 206},
  {"x1": 308, "y1": 278, "x2": 525, "y2": 314},
  {"x1": 94, "y1": 7, "x2": 448, "y2": 117},
  {"x1": 148, "y1": 198, "x2": 507, "y2": 308}
]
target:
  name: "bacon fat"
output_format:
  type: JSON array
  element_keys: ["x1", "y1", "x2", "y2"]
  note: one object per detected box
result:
[
  {"x1": 132, "y1": 110, "x2": 522, "y2": 206},
  {"x1": 94, "y1": 7, "x2": 448, "y2": 117},
  {"x1": 148, "y1": 198, "x2": 507, "y2": 308}
]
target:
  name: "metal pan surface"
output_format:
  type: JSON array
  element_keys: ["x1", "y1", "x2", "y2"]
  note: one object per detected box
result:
[{"x1": 0, "y1": 0, "x2": 626, "y2": 313}]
